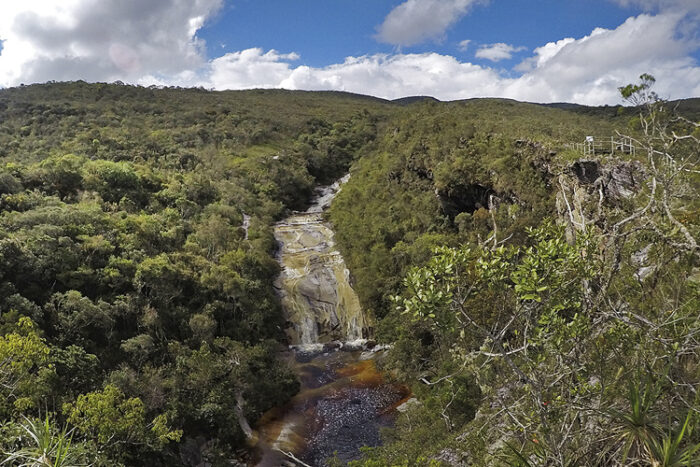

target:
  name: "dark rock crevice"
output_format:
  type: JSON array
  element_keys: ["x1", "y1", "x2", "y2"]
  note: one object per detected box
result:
[
  {"x1": 572, "y1": 160, "x2": 602, "y2": 185},
  {"x1": 436, "y1": 183, "x2": 495, "y2": 219}
]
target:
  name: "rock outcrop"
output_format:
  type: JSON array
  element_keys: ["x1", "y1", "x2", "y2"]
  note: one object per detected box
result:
[
  {"x1": 557, "y1": 158, "x2": 647, "y2": 244},
  {"x1": 274, "y1": 178, "x2": 369, "y2": 346},
  {"x1": 570, "y1": 159, "x2": 645, "y2": 203}
]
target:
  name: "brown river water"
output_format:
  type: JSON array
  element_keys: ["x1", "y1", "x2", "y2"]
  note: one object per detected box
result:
[{"x1": 251, "y1": 177, "x2": 410, "y2": 466}]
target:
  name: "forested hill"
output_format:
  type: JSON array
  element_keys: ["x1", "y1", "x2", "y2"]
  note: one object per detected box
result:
[
  {"x1": 329, "y1": 92, "x2": 700, "y2": 464},
  {"x1": 540, "y1": 97, "x2": 700, "y2": 121},
  {"x1": 0, "y1": 81, "x2": 698, "y2": 466},
  {"x1": 0, "y1": 82, "x2": 391, "y2": 465}
]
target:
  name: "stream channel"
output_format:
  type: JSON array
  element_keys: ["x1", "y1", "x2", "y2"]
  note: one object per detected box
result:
[{"x1": 253, "y1": 176, "x2": 410, "y2": 466}]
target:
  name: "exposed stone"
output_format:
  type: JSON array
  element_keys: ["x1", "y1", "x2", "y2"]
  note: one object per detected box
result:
[
  {"x1": 604, "y1": 161, "x2": 644, "y2": 201},
  {"x1": 631, "y1": 244, "x2": 656, "y2": 281},
  {"x1": 396, "y1": 397, "x2": 421, "y2": 413},
  {"x1": 274, "y1": 177, "x2": 369, "y2": 345},
  {"x1": 431, "y1": 448, "x2": 469, "y2": 466},
  {"x1": 570, "y1": 159, "x2": 645, "y2": 203},
  {"x1": 323, "y1": 341, "x2": 343, "y2": 352}
]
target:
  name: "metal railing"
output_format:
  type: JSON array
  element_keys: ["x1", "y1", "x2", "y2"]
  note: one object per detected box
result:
[{"x1": 565, "y1": 136, "x2": 636, "y2": 157}]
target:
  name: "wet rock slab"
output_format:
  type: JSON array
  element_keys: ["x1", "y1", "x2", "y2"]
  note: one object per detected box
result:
[{"x1": 273, "y1": 176, "x2": 369, "y2": 345}]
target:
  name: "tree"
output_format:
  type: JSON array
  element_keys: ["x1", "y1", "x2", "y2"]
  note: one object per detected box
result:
[
  {"x1": 389, "y1": 76, "x2": 700, "y2": 465},
  {"x1": 615, "y1": 74, "x2": 699, "y2": 255},
  {"x1": 82, "y1": 160, "x2": 144, "y2": 205},
  {"x1": 63, "y1": 384, "x2": 181, "y2": 457},
  {"x1": 393, "y1": 223, "x2": 598, "y2": 465},
  {"x1": 30, "y1": 154, "x2": 86, "y2": 199},
  {"x1": 44, "y1": 291, "x2": 115, "y2": 352},
  {"x1": 0, "y1": 318, "x2": 54, "y2": 416},
  {"x1": 619, "y1": 73, "x2": 658, "y2": 107}
]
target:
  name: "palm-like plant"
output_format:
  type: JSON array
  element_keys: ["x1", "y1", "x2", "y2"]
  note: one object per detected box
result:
[
  {"x1": 2, "y1": 416, "x2": 85, "y2": 467},
  {"x1": 611, "y1": 380, "x2": 662, "y2": 465},
  {"x1": 603, "y1": 377, "x2": 700, "y2": 467},
  {"x1": 645, "y1": 411, "x2": 700, "y2": 467}
]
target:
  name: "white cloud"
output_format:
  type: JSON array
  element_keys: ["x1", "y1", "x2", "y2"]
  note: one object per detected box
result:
[
  {"x1": 514, "y1": 38, "x2": 576, "y2": 73},
  {"x1": 458, "y1": 39, "x2": 472, "y2": 51},
  {"x1": 376, "y1": 0, "x2": 483, "y2": 46},
  {"x1": 612, "y1": 0, "x2": 700, "y2": 12},
  {"x1": 475, "y1": 43, "x2": 527, "y2": 62},
  {"x1": 195, "y1": 13, "x2": 700, "y2": 105},
  {"x1": 191, "y1": 49, "x2": 501, "y2": 100},
  {"x1": 209, "y1": 49, "x2": 300, "y2": 89},
  {"x1": 0, "y1": 0, "x2": 222, "y2": 87},
  {"x1": 279, "y1": 53, "x2": 503, "y2": 100},
  {"x1": 0, "y1": 2, "x2": 698, "y2": 105},
  {"x1": 502, "y1": 13, "x2": 698, "y2": 103}
]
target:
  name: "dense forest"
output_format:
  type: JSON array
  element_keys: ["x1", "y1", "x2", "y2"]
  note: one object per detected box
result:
[
  {"x1": 0, "y1": 80, "x2": 698, "y2": 466},
  {"x1": 0, "y1": 82, "x2": 387, "y2": 465}
]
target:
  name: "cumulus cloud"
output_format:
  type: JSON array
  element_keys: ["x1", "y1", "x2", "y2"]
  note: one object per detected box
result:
[
  {"x1": 376, "y1": 0, "x2": 483, "y2": 46},
  {"x1": 503, "y1": 13, "x2": 699, "y2": 103},
  {"x1": 209, "y1": 49, "x2": 300, "y2": 89},
  {"x1": 196, "y1": 49, "x2": 500, "y2": 100},
  {"x1": 279, "y1": 53, "x2": 503, "y2": 99},
  {"x1": 1, "y1": 2, "x2": 699, "y2": 105},
  {"x1": 0, "y1": 0, "x2": 222, "y2": 87},
  {"x1": 475, "y1": 43, "x2": 527, "y2": 62},
  {"x1": 514, "y1": 38, "x2": 576, "y2": 73},
  {"x1": 195, "y1": 13, "x2": 700, "y2": 105}
]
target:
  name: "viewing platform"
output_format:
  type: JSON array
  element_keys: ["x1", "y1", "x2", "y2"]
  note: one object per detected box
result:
[{"x1": 566, "y1": 136, "x2": 637, "y2": 156}]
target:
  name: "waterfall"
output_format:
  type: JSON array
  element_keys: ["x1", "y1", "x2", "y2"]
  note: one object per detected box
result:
[
  {"x1": 273, "y1": 175, "x2": 368, "y2": 347},
  {"x1": 256, "y1": 176, "x2": 407, "y2": 467}
]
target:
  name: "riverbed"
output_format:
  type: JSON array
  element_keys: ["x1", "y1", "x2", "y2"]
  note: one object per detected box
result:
[
  {"x1": 252, "y1": 177, "x2": 409, "y2": 466},
  {"x1": 254, "y1": 349, "x2": 410, "y2": 466}
]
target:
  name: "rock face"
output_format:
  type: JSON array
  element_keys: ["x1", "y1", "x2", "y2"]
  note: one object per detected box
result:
[
  {"x1": 274, "y1": 177, "x2": 368, "y2": 345},
  {"x1": 605, "y1": 161, "x2": 645, "y2": 201},
  {"x1": 558, "y1": 158, "x2": 648, "y2": 244},
  {"x1": 431, "y1": 449, "x2": 469, "y2": 466},
  {"x1": 570, "y1": 159, "x2": 645, "y2": 202},
  {"x1": 572, "y1": 160, "x2": 602, "y2": 185}
]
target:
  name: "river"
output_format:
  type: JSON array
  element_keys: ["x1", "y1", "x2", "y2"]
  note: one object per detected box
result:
[{"x1": 252, "y1": 177, "x2": 410, "y2": 466}]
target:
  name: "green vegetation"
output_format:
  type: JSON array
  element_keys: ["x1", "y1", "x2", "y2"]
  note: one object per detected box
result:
[
  {"x1": 0, "y1": 82, "x2": 387, "y2": 465},
  {"x1": 330, "y1": 98, "x2": 619, "y2": 326},
  {"x1": 0, "y1": 79, "x2": 698, "y2": 466},
  {"x1": 332, "y1": 78, "x2": 700, "y2": 466}
]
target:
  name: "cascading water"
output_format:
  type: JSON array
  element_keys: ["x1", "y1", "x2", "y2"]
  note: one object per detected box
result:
[
  {"x1": 273, "y1": 175, "x2": 368, "y2": 347},
  {"x1": 253, "y1": 176, "x2": 410, "y2": 467}
]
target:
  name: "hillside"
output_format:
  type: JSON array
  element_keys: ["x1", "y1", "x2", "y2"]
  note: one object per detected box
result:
[
  {"x1": 0, "y1": 82, "x2": 698, "y2": 466},
  {"x1": 330, "y1": 98, "x2": 622, "y2": 321},
  {"x1": 0, "y1": 82, "x2": 391, "y2": 466},
  {"x1": 329, "y1": 94, "x2": 700, "y2": 465}
]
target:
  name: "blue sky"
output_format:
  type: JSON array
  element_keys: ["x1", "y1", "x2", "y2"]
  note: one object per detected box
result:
[
  {"x1": 0, "y1": 0, "x2": 699, "y2": 104},
  {"x1": 198, "y1": 0, "x2": 644, "y2": 68}
]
